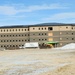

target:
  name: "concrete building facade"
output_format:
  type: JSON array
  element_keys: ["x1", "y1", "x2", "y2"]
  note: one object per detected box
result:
[{"x1": 0, "y1": 24, "x2": 75, "y2": 49}]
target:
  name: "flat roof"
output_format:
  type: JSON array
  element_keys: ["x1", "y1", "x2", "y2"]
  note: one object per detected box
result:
[{"x1": 0, "y1": 23, "x2": 75, "y2": 28}]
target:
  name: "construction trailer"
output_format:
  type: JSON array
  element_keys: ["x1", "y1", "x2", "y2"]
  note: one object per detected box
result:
[{"x1": 23, "y1": 42, "x2": 39, "y2": 48}]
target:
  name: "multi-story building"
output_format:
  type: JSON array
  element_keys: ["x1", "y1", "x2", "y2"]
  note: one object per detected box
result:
[{"x1": 0, "y1": 23, "x2": 75, "y2": 49}]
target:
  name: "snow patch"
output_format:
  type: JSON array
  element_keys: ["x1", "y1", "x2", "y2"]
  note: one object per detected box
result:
[{"x1": 55, "y1": 43, "x2": 75, "y2": 50}]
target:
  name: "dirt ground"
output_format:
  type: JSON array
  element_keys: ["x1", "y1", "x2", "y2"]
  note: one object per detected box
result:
[{"x1": 0, "y1": 49, "x2": 75, "y2": 75}]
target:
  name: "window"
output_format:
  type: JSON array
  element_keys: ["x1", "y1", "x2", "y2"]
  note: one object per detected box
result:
[
  {"x1": 10, "y1": 29, "x2": 11, "y2": 31},
  {"x1": 66, "y1": 27, "x2": 68, "y2": 28},
  {"x1": 28, "y1": 39, "x2": 30, "y2": 41},
  {"x1": 13, "y1": 29, "x2": 14, "y2": 31},
  {"x1": 1, "y1": 45, "x2": 3, "y2": 47},
  {"x1": 42, "y1": 28, "x2": 43, "y2": 30},
  {"x1": 39, "y1": 28, "x2": 40, "y2": 30},
  {"x1": 72, "y1": 27, "x2": 73, "y2": 29},
  {"x1": 7, "y1": 40, "x2": 8, "y2": 42},
  {"x1": 1, "y1": 35, "x2": 2, "y2": 37},
  {"x1": 1, "y1": 30, "x2": 2, "y2": 32},
  {"x1": 4, "y1": 45, "x2": 6, "y2": 47},
  {"x1": 48, "y1": 33, "x2": 53, "y2": 36},
  {"x1": 13, "y1": 45, "x2": 15, "y2": 47},
  {"x1": 45, "y1": 33, "x2": 46, "y2": 35},
  {"x1": 66, "y1": 33, "x2": 68, "y2": 34},
  {"x1": 60, "y1": 38, "x2": 62, "y2": 40},
  {"x1": 16, "y1": 45, "x2": 18, "y2": 47},
  {"x1": 13, "y1": 40, "x2": 14, "y2": 42},
  {"x1": 10, "y1": 45, "x2": 11, "y2": 47},
  {"x1": 16, "y1": 29, "x2": 17, "y2": 31},
  {"x1": 25, "y1": 29, "x2": 26, "y2": 31},
  {"x1": 10, "y1": 40, "x2": 11, "y2": 42},
  {"x1": 45, "y1": 39, "x2": 47, "y2": 40},
  {"x1": 33, "y1": 34, "x2": 35, "y2": 35},
  {"x1": 4, "y1": 35, "x2": 5, "y2": 37},
  {"x1": 42, "y1": 33, "x2": 43, "y2": 35},
  {"x1": 60, "y1": 43, "x2": 62, "y2": 46},
  {"x1": 4, "y1": 40, "x2": 5, "y2": 42},
  {"x1": 4, "y1": 30, "x2": 5, "y2": 32},
  {"x1": 72, "y1": 33, "x2": 73, "y2": 35},
  {"x1": 7, "y1": 30, "x2": 8, "y2": 32},
  {"x1": 22, "y1": 45, "x2": 24, "y2": 46},
  {"x1": 25, "y1": 40, "x2": 26, "y2": 41},
  {"x1": 28, "y1": 29, "x2": 29, "y2": 31},
  {"x1": 45, "y1": 28, "x2": 46, "y2": 30},
  {"x1": 42, "y1": 39, "x2": 44, "y2": 41},
  {"x1": 7, "y1": 45, "x2": 8, "y2": 47},
  {"x1": 48, "y1": 27, "x2": 53, "y2": 30},
  {"x1": 48, "y1": 38, "x2": 53, "y2": 41},
  {"x1": 10, "y1": 35, "x2": 11, "y2": 37},
  {"x1": 39, "y1": 33, "x2": 40, "y2": 35},
  {"x1": 33, "y1": 28, "x2": 35, "y2": 30},
  {"x1": 22, "y1": 29, "x2": 23, "y2": 31},
  {"x1": 72, "y1": 38, "x2": 74, "y2": 40},
  {"x1": 19, "y1": 29, "x2": 20, "y2": 31}
]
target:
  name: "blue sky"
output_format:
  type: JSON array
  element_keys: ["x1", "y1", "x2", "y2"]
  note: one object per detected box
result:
[{"x1": 0, "y1": 0, "x2": 75, "y2": 26}]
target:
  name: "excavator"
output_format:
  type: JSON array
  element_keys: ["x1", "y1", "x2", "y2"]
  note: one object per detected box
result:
[
  {"x1": 44, "y1": 43, "x2": 54, "y2": 48},
  {"x1": 46, "y1": 44, "x2": 54, "y2": 48}
]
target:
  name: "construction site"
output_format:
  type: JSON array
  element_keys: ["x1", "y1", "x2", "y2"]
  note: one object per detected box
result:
[{"x1": 0, "y1": 43, "x2": 75, "y2": 75}]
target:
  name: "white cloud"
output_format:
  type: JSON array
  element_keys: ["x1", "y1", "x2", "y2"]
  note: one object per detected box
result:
[
  {"x1": 0, "y1": 6, "x2": 17, "y2": 15},
  {"x1": 43, "y1": 12, "x2": 75, "y2": 21},
  {"x1": 18, "y1": 3, "x2": 68, "y2": 12},
  {"x1": 0, "y1": 3, "x2": 68, "y2": 15}
]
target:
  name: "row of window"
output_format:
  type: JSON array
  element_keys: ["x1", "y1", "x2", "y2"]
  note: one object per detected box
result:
[
  {"x1": 0, "y1": 33, "x2": 47, "y2": 37},
  {"x1": 0, "y1": 45, "x2": 24, "y2": 48},
  {"x1": 32, "y1": 33, "x2": 47, "y2": 36},
  {"x1": 32, "y1": 39, "x2": 47, "y2": 41},
  {"x1": 0, "y1": 34, "x2": 29, "y2": 37},
  {"x1": 0, "y1": 38, "x2": 47, "y2": 42},
  {"x1": 33, "y1": 27, "x2": 53, "y2": 30},
  {"x1": 33, "y1": 27, "x2": 47, "y2": 30},
  {"x1": 60, "y1": 32, "x2": 74, "y2": 35},
  {"x1": 60, "y1": 38, "x2": 74, "y2": 40},
  {"x1": 0, "y1": 39, "x2": 29, "y2": 42},
  {"x1": 0, "y1": 29, "x2": 29, "y2": 32}
]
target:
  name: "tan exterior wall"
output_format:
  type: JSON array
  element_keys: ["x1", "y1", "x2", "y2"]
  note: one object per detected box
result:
[
  {"x1": 53, "y1": 26, "x2": 60, "y2": 31},
  {"x1": 59, "y1": 26, "x2": 71, "y2": 31}
]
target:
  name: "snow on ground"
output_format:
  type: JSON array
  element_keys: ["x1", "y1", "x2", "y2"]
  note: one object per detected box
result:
[{"x1": 54, "y1": 43, "x2": 75, "y2": 50}]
